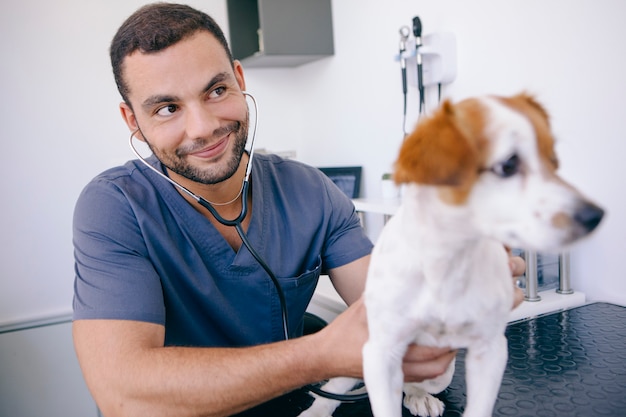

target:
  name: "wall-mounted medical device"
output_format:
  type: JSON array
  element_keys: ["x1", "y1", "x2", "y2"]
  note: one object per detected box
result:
[
  {"x1": 397, "y1": 31, "x2": 457, "y2": 90},
  {"x1": 395, "y1": 16, "x2": 457, "y2": 134}
]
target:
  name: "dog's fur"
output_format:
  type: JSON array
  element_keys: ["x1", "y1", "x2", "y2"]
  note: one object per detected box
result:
[{"x1": 299, "y1": 93, "x2": 604, "y2": 417}]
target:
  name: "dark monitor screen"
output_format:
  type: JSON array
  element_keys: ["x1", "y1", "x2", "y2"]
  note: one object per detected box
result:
[{"x1": 317, "y1": 166, "x2": 362, "y2": 199}]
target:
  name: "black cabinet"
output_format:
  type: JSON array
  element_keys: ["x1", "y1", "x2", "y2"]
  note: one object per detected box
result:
[{"x1": 227, "y1": 0, "x2": 334, "y2": 67}]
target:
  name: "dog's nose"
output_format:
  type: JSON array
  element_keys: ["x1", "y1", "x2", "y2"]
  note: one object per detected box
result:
[{"x1": 574, "y1": 202, "x2": 605, "y2": 232}]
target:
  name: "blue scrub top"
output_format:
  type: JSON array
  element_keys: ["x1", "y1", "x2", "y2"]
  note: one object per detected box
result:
[{"x1": 73, "y1": 153, "x2": 372, "y2": 347}]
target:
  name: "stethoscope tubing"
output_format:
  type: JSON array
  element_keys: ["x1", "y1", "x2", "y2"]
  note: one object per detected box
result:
[{"x1": 128, "y1": 90, "x2": 367, "y2": 402}]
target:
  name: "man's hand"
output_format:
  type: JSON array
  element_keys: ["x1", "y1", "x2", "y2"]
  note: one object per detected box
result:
[
  {"x1": 508, "y1": 253, "x2": 526, "y2": 308},
  {"x1": 314, "y1": 298, "x2": 458, "y2": 383},
  {"x1": 402, "y1": 345, "x2": 457, "y2": 382},
  {"x1": 508, "y1": 255, "x2": 526, "y2": 277}
]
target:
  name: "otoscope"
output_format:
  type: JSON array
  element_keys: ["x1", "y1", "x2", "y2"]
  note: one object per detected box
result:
[
  {"x1": 399, "y1": 26, "x2": 410, "y2": 136},
  {"x1": 412, "y1": 16, "x2": 425, "y2": 115}
]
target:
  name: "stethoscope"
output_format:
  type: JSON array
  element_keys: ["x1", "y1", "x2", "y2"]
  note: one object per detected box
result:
[
  {"x1": 129, "y1": 92, "x2": 258, "y2": 227},
  {"x1": 129, "y1": 91, "x2": 367, "y2": 402}
]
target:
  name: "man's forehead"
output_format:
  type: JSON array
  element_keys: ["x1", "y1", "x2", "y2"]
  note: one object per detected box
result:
[
  {"x1": 123, "y1": 30, "x2": 229, "y2": 69},
  {"x1": 121, "y1": 31, "x2": 235, "y2": 103}
]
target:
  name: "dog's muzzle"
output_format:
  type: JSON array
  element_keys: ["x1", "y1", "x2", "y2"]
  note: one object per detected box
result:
[{"x1": 574, "y1": 202, "x2": 605, "y2": 233}]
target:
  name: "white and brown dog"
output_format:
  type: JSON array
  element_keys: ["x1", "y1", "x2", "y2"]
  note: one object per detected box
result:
[{"x1": 300, "y1": 93, "x2": 604, "y2": 417}]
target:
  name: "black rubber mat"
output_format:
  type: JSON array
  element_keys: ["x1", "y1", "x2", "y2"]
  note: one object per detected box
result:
[
  {"x1": 234, "y1": 302, "x2": 626, "y2": 416},
  {"x1": 440, "y1": 302, "x2": 626, "y2": 416}
]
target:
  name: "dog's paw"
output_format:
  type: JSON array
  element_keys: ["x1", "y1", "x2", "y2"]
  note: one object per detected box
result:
[
  {"x1": 296, "y1": 396, "x2": 341, "y2": 417},
  {"x1": 403, "y1": 392, "x2": 445, "y2": 417}
]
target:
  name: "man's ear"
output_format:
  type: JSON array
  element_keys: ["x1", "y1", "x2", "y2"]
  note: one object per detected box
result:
[
  {"x1": 394, "y1": 100, "x2": 479, "y2": 186},
  {"x1": 119, "y1": 102, "x2": 145, "y2": 141},
  {"x1": 233, "y1": 60, "x2": 246, "y2": 92}
]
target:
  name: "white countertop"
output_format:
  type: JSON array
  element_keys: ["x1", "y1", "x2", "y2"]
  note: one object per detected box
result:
[
  {"x1": 352, "y1": 198, "x2": 400, "y2": 216},
  {"x1": 308, "y1": 275, "x2": 586, "y2": 324}
]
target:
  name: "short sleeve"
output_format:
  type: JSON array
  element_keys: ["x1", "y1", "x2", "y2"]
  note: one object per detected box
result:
[
  {"x1": 317, "y1": 171, "x2": 373, "y2": 270},
  {"x1": 72, "y1": 176, "x2": 165, "y2": 324}
]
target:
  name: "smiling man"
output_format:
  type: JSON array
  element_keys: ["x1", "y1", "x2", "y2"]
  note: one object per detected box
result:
[{"x1": 71, "y1": 3, "x2": 521, "y2": 417}]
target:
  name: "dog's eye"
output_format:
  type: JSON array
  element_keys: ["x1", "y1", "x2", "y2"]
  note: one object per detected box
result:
[{"x1": 492, "y1": 154, "x2": 521, "y2": 178}]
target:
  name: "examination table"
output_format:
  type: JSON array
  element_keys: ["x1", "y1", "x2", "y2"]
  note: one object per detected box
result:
[{"x1": 234, "y1": 302, "x2": 626, "y2": 416}]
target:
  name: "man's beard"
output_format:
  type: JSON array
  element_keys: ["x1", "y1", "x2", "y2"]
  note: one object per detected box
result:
[{"x1": 146, "y1": 119, "x2": 249, "y2": 185}]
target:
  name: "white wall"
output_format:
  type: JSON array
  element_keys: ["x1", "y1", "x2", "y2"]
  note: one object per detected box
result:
[
  {"x1": 1, "y1": 0, "x2": 624, "y2": 325},
  {"x1": 0, "y1": 321, "x2": 96, "y2": 416},
  {"x1": 246, "y1": 0, "x2": 626, "y2": 306},
  {"x1": 0, "y1": 0, "x2": 228, "y2": 325}
]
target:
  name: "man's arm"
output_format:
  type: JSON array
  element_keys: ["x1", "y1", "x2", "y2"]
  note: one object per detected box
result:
[
  {"x1": 73, "y1": 314, "x2": 366, "y2": 417},
  {"x1": 327, "y1": 254, "x2": 371, "y2": 306}
]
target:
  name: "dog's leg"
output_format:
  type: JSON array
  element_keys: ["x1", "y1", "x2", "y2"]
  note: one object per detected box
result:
[
  {"x1": 296, "y1": 377, "x2": 360, "y2": 417},
  {"x1": 402, "y1": 384, "x2": 444, "y2": 417},
  {"x1": 462, "y1": 334, "x2": 508, "y2": 417},
  {"x1": 402, "y1": 357, "x2": 455, "y2": 417},
  {"x1": 363, "y1": 339, "x2": 407, "y2": 417}
]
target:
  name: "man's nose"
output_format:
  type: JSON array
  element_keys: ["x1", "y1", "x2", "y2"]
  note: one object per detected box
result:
[{"x1": 184, "y1": 103, "x2": 220, "y2": 139}]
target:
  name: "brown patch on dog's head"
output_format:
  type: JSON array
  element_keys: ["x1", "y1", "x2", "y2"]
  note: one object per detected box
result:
[
  {"x1": 497, "y1": 93, "x2": 559, "y2": 172},
  {"x1": 394, "y1": 99, "x2": 489, "y2": 204}
]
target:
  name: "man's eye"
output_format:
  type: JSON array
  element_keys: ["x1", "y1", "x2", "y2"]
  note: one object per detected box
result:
[
  {"x1": 491, "y1": 154, "x2": 521, "y2": 178},
  {"x1": 156, "y1": 104, "x2": 178, "y2": 116},
  {"x1": 209, "y1": 86, "x2": 226, "y2": 99}
]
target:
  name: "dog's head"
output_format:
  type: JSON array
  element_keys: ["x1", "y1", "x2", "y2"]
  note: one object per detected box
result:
[{"x1": 394, "y1": 93, "x2": 604, "y2": 251}]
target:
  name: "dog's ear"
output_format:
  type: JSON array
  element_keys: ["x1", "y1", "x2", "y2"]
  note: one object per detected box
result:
[
  {"x1": 500, "y1": 93, "x2": 559, "y2": 170},
  {"x1": 510, "y1": 92, "x2": 550, "y2": 124},
  {"x1": 394, "y1": 100, "x2": 479, "y2": 186}
]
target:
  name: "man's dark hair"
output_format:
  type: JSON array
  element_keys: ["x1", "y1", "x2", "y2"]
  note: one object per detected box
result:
[{"x1": 110, "y1": 3, "x2": 234, "y2": 105}]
